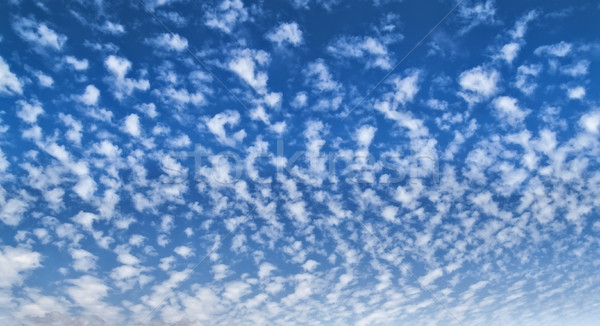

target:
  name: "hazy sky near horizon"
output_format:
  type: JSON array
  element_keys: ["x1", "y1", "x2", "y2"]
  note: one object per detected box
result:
[{"x1": 0, "y1": 0, "x2": 599, "y2": 325}]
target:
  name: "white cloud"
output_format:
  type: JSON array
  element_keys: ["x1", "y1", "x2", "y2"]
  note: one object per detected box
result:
[
  {"x1": 356, "y1": 125, "x2": 377, "y2": 147},
  {"x1": 392, "y1": 70, "x2": 420, "y2": 105},
  {"x1": 510, "y1": 10, "x2": 538, "y2": 39},
  {"x1": 304, "y1": 60, "x2": 340, "y2": 92},
  {"x1": 534, "y1": 41, "x2": 572, "y2": 57},
  {"x1": 567, "y1": 86, "x2": 585, "y2": 100},
  {"x1": 104, "y1": 55, "x2": 150, "y2": 99},
  {"x1": 0, "y1": 56, "x2": 23, "y2": 95},
  {"x1": 100, "y1": 21, "x2": 125, "y2": 35},
  {"x1": 0, "y1": 198, "x2": 28, "y2": 226},
  {"x1": 0, "y1": 246, "x2": 41, "y2": 288},
  {"x1": 16, "y1": 100, "x2": 44, "y2": 123},
  {"x1": 228, "y1": 49, "x2": 270, "y2": 93},
  {"x1": 0, "y1": 148, "x2": 8, "y2": 172},
  {"x1": 205, "y1": 0, "x2": 248, "y2": 33},
  {"x1": 64, "y1": 56, "x2": 89, "y2": 70},
  {"x1": 73, "y1": 176, "x2": 97, "y2": 201},
  {"x1": 34, "y1": 70, "x2": 54, "y2": 88},
  {"x1": 418, "y1": 268, "x2": 444, "y2": 287},
  {"x1": 146, "y1": 33, "x2": 188, "y2": 51},
  {"x1": 492, "y1": 96, "x2": 530, "y2": 126},
  {"x1": 174, "y1": 246, "x2": 194, "y2": 258},
  {"x1": 122, "y1": 113, "x2": 142, "y2": 137},
  {"x1": 79, "y1": 85, "x2": 100, "y2": 106},
  {"x1": 579, "y1": 110, "x2": 600, "y2": 134},
  {"x1": 561, "y1": 60, "x2": 589, "y2": 77},
  {"x1": 72, "y1": 211, "x2": 100, "y2": 231},
  {"x1": 327, "y1": 35, "x2": 391, "y2": 69},
  {"x1": 211, "y1": 263, "x2": 230, "y2": 280},
  {"x1": 204, "y1": 110, "x2": 244, "y2": 146},
  {"x1": 499, "y1": 42, "x2": 520, "y2": 63},
  {"x1": 12, "y1": 17, "x2": 67, "y2": 51},
  {"x1": 515, "y1": 64, "x2": 541, "y2": 95},
  {"x1": 291, "y1": 92, "x2": 308, "y2": 108},
  {"x1": 267, "y1": 22, "x2": 303, "y2": 46},
  {"x1": 458, "y1": 0, "x2": 497, "y2": 34},
  {"x1": 458, "y1": 66, "x2": 500, "y2": 103},
  {"x1": 70, "y1": 248, "x2": 97, "y2": 272},
  {"x1": 223, "y1": 281, "x2": 251, "y2": 301}
]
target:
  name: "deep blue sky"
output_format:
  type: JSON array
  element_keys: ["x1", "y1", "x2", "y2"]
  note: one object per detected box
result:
[{"x1": 0, "y1": 0, "x2": 599, "y2": 325}]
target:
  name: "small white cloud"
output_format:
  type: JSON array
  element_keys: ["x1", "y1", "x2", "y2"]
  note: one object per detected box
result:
[
  {"x1": 302, "y1": 259, "x2": 318, "y2": 272},
  {"x1": 392, "y1": 70, "x2": 420, "y2": 105},
  {"x1": 70, "y1": 249, "x2": 97, "y2": 272},
  {"x1": 381, "y1": 205, "x2": 398, "y2": 222},
  {"x1": 146, "y1": 33, "x2": 188, "y2": 51},
  {"x1": 122, "y1": 113, "x2": 141, "y2": 137},
  {"x1": 223, "y1": 281, "x2": 251, "y2": 301},
  {"x1": 291, "y1": 92, "x2": 308, "y2": 108},
  {"x1": 12, "y1": 17, "x2": 67, "y2": 51},
  {"x1": 258, "y1": 262, "x2": 277, "y2": 279},
  {"x1": 458, "y1": 0, "x2": 497, "y2": 34},
  {"x1": 174, "y1": 246, "x2": 194, "y2": 258},
  {"x1": 211, "y1": 263, "x2": 230, "y2": 280},
  {"x1": 356, "y1": 125, "x2": 377, "y2": 148},
  {"x1": 100, "y1": 21, "x2": 125, "y2": 35},
  {"x1": 327, "y1": 35, "x2": 391, "y2": 69},
  {"x1": 514, "y1": 64, "x2": 541, "y2": 95},
  {"x1": 79, "y1": 85, "x2": 100, "y2": 106},
  {"x1": 492, "y1": 96, "x2": 530, "y2": 126},
  {"x1": 228, "y1": 49, "x2": 270, "y2": 93},
  {"x1": 64, "y1": 56, "x2": 89, "y2": 70},
  {"x1": 499, "y1": 42, "x2": 520, "y2": 63},
  {"x1": 0, "y1": 246, "x2": 41, "y2": 287},
  {"x1": 105, "y1": 55, "x2": 150, "y2": 99},
  {"x1": 458, "y1": 66, "x2": 500, "y2": 103},
  {"x1": 418, "y1": 268, "x2": 444, "y2": 287},
  {"x1": 204, "y1": 110, "x2": 244, "y2": 146},
  {"x1": 205, "y1": 0, "x2": 248, "y2": 33},
  {"x1": 34, "y1": 71, "x2": 54, "y2": 88},
  {"x1": 0, "y1": 56, "x2": 23, "y2": 95},
  {"x1": 304, "y1": 60, "x2": 340, "y2": 92},
  {"x1": 561, "y1": 60, "x2": 589, "y2": 77},
  {"x1": 0, "y1": 198, "x2": 28, "y2": 226},
  {"x1": 534, "y1": 41, "x2": 572, "y2": 57},
  {"x1": 267, "y1": 22, "x2": 303, "y2": 47},
  {"x1": 16, "y1": 100, "x2": 44, "y2": 124},
  {"x1": 567, "y1": 86, "x2": 585, "y2": 100},
  {"x1": 579, "y1": 110, "x2": 600, "y2": 134},
  {"x1": 73, "y1": 177, "x2": 97, "y2": 201}
]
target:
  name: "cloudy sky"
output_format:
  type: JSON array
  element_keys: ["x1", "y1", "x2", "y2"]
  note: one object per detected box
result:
[{"x1": 1, "y1": 0, "x2": 599, "y2": 325}]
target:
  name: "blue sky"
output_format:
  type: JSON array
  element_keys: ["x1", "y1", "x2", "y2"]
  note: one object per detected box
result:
[{"x1": 1, "y1": 0, "x2": 600, "y2": 325}]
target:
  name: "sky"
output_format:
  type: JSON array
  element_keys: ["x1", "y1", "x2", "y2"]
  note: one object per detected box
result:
[{"x1": 0, "y1": 0, "x2": 600, "y2": 325}]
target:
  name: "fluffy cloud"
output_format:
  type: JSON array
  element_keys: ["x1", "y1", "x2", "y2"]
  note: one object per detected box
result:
[
  {"x1": 267, "y1": 22, "x2": 303, "y2": 46},
  {"x1": 79, "y1": 85, "x2": 100, "y2": 106},
  {"x1": 492, "y1": 96, "x2": 530, "y2": 126},
  {"x1": 16, "y1": 100, "x2": 44, "y2": 124},
  {"x1": 122, "y1": 113, "x2": 142, "y2": 137},
  {"x1": 0, "y1": 246, "x2": 41, "y2": 288},
  {"x1": 0, "y1": 56, "x2": 23, "y2": 95},
  {"x1": 579, "y1": 110, "x2": 600, "y2": 134},
  {"x1": 204, "y1": 110, "x2": 245, "y2": 146},
  {"x1": 228, "y1": 49, "x2": 270, "y2": 93},
  {"x1": 458, "y1": 66, "x2": 500, "y2": 103},
  {"x1": 12, "y1": 17, "x2": 67, "y2": 51},
  {"x1": 146, "y1": 33, "x2": 188, "y2": 51},
  {"x1": 534, "y1": 41, "x2": 572, "y2": 57},
  {"x1": 205, "y1": 0, "x2": 248, "y2": 33},
  {"x1": 104, "y1": 55, "x2": 149, "y2": 100},
  {"x1": 327, "y1": 35, "x2": 391, "y2": 69}
]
